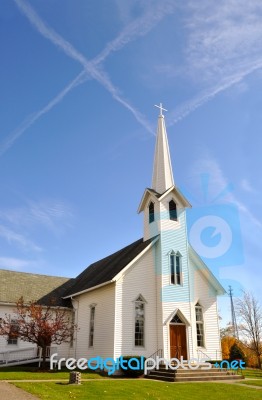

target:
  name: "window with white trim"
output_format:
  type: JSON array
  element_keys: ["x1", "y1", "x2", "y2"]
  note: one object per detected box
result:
[
  {"x1": 169, "y1": 200, "x2": 177, "y2": 221},
  {"x1": 149, "y1": 202, "x2": 155, "y2": 223},
  {"x1": 134, "y1": 295, "x2": 145, "y2": 347},
  {"x1": 7, "y1": 319, "x2": 19, "y2": 345},
  {"x1": 170, "y1": 252, "x2": 182, "y2": 285},
  {"x1": 195, "y1": 303, "x2": 205, "y2": 347},
  {"x1": 89, "y1": 306, "x2": 95, "y2": 347}
]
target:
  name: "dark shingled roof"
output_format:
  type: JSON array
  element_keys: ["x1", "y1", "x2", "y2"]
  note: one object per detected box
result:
[
  {"x1": 64, "y1": 237, "x2": 155, "y2": 297},
  {"x1": 0, "y1": 269, "x2": 75, "y2": 307}
]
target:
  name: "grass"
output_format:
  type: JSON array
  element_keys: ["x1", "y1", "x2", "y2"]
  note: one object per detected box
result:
[
  {"x1": 12, "y1": 381, "x2": 262, "y2": 400},
  {"x1": 239, "y1": 380, "x2": 262, "y2": 387},
  {"x1": 0, "y1": 366, "x2": 106, "y2": 380},
  {"x1": 241, "y1": 368, "x2": 262, "y2": 378}
]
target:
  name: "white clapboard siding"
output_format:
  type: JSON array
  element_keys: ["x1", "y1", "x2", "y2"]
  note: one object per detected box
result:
[
  {"x1": 114, "y1": 247, "x2": 158, "y2": 358},
  {"x1": 189, "y1": 259, "x2": 222, "y2": 360},
  {"x1": 73, "y1": 283, "x2": 115, "y2": 360}
]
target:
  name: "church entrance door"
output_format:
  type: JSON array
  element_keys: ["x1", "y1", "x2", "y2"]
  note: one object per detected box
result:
[{"x1": 169, "y1": 324, "x2": 187, "y2": 359}]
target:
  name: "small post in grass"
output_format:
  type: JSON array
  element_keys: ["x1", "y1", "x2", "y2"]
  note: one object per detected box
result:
[{"x1": 69, "y1": 371, "x2": 81, "y2": 385}]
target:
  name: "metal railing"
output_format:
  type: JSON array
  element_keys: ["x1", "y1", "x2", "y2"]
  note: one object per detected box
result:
[
  {"x1": 197, "y1": 349, "x2": 222, "y2": 362},
  {"x1": 0, "y1": 346, "x2": 57, "y2": 366},
  {"x1": 146, "y1": 349, "x2": 163, "y2": 368}
]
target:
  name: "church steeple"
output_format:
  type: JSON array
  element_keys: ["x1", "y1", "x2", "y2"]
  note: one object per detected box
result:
[
  {"x1": 152, "y1": 104, "x2": 174, "y2": 194},
  {"x1": 138, "y1": 104, "x2": 191, "y2": 241}
]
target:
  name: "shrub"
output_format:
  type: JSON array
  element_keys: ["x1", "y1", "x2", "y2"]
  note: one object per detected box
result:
[
  {"x1": 120, "y1": 356, "x2": 145, "y2": 377},
  {"x1": 229, "y1": 343, "x2": 246, "y2": 363}
]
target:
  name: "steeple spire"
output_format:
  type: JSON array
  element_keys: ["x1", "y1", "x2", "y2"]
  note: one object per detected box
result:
[{"x1": 152, "y1": 104, "x2": 174, "y2": 194}]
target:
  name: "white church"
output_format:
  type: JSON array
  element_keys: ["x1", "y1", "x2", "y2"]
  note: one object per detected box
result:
[{"x1": 0, "y1": 107, "x2": 225, "y2": 365}]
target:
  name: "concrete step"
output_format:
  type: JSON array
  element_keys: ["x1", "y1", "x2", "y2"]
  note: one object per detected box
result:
[
  {"x1": 145, "y1": 374, "x2": 175, "y2": 382},
  {"x1": 148, "y1": 370, "x2": 175, "y2": 378},
  {"x1": 145, "y1": 367, "x2": 244, "y2": 382},
  {"x1": 174, "y1": 375, "x2": 244, "y2": 382},
  {"x1": 175, "y1": 369, "x2": 237, "y2": 375}
]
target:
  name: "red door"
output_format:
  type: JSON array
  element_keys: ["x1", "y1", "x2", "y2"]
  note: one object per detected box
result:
[{"x1": 170, "y1": 324, "x2": 187, "y2": 359}]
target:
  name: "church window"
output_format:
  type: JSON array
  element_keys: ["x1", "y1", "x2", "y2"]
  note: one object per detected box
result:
[
  {"x1": 170, "y1": 314, "x2": 183, "y2": 324},
  {"x1": 7, "y1": 320, "x2": 19, "y2": 345},
  {"x1": 89, "y1": 306, "x2": 95, "y2": 347},
  {"x1": 149, "y1": 202, "x2": 155, "y2": 223},
  {"x1": 170, "y1": 252, "x2": 182, "y2": 285},
  {"x1": 134, "y1": 296, "x2": 145, "y2": 347},
  {"x1": 169, "y1": 200, "x2": 177, "y2": 221},
  {"x1": 195, "y1": 303, "x2": 205, "y2": 347}
]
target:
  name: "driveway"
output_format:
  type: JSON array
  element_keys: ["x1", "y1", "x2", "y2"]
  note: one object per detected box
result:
[{"x1": 0, "y1": 382, "x2": 39, "y2": 400}]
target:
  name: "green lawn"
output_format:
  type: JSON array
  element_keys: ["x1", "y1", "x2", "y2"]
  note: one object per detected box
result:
[
  {"x1": 13, "y1": 381, "x2": 262, "y2": 400},
  {"x1": 241, "y1": 368, "x2": 262, "y2": 378},
  {"x1": 239, "y1": 380, "x2": 262, "y2": 387},
  {"x1": 0, "y1": 366, "x2": 106, "y2": 380}
]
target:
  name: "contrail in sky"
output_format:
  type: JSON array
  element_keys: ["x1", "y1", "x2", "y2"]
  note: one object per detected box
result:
[
  {"x1": 167, "y1": 59, "x2": 262, "y2": 126},
  {"x1": 0, "y1": 70, "x2": 87, "y2": 156},
  {"x1": 1, "y1": 0, "x2": 176, "y2": 155}
]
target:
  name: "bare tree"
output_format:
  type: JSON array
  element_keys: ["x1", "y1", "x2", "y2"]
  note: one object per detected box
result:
[
  {"x1": 235, "y1": 291, "x2": 262, "y2": 369},
  {"x1": 0, "y1": 297, "x2": 76, "y2": 368}
]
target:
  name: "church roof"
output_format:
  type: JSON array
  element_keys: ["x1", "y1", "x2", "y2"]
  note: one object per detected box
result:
[
  {"x1": 0, "y1": 269, "x2": 74, "y2": 307},
  {"x1": 64, "y1": 237, "x2": 155, "y2": 298}
]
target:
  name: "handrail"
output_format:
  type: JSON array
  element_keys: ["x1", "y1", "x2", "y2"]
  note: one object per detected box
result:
[
  {"x1": 146, "y1": 349, "x2": 163, "y2": 369},
  {"x1": 197, "y1": 349, "x2": 211, "y2": 361},
  {"x1": 0, "y1": 345, "x2": 57, "y2": 366},
  {"x1": 0, "y1": 346, "x2": 36, "y2": 355}
]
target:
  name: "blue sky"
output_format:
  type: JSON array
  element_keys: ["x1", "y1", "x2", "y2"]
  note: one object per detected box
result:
[{"x1": 0, "y1": 0, "x2": 262, "y2": 325}]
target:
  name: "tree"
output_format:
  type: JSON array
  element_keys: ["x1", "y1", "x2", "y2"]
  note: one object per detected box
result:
[
  {"x1": 0, "y1": 297, "x2": 76, "y2": 368},
  {"x1": 221, "y1": 335, "x2": 236, "y2": 360},
  {"x1": 235, "y1": 291, "x2": 262, "y2": 369},
  {"x1": 229, "y1": 342, "x2": 245, "y2": 363}
]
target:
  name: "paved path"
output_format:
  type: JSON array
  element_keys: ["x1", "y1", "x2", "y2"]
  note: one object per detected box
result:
[{"x1": 0, "y1": 381, "x2": 39, "y2": 400}]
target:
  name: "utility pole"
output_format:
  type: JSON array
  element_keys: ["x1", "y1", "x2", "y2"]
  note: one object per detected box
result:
[{"x1": 228, "y1": 286, "x2": 239, "y2": 339}]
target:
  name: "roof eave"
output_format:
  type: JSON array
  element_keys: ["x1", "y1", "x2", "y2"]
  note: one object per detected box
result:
[
  {"x1": 159, "y1": 186, "x2": 192, "y2": 208},
  {"x1": 137, "y1": 189, "x2": 159, "y2": 213},
  {"x1": 63, "y1": 280, "x2": 115, "y2": 299},
  {"x1": 113, "y1": 236, "x2": 159, "y2": 281}
]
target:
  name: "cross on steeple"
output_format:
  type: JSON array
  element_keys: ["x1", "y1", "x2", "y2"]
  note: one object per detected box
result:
[{"x1": 154, "y1": 102, "x2": 167, "y2": 116}]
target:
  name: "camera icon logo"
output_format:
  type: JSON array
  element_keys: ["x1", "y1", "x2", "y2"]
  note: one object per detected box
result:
[{"x1": 187, "y1": 203, "x2": 244, "y2": 268}]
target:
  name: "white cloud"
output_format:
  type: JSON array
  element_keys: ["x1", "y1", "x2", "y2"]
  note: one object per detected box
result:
[
  {"x1": 0, "y1": 224, "x2": 42, "y2": 252},
  {"x1": 0, "y1": 257, "x2": 33, "y2": 269},
  {"x1": 0, "y1": 198, "x2": 73, "y2": 253},
  {"x1": 165, "y1": 0, "x2": 262, "y2": 124},
  {"x1": 240, "y1": 179, "x2": 256, "y2": 194},
  {"x1": 0, "y1": 199, "x2": 73, "y2": 233},
  {"x1": 190, "y1": 154, "x2": 262, "y2": 230}
]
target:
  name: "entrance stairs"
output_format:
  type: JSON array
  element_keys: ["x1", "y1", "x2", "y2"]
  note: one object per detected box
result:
[{"x1": 145, "y1": 364, "x2": 244, "y2": 382}]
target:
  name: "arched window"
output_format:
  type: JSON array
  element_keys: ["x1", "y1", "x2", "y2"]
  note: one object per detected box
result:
[
  {"x1": 170, "y1": 251, "x2": 182, "y2": 285},
  {"x1": 89, "y1": 305, "x2": 96, "y2": 347},
  {"x1": 195, "y1": 303, "x2": 204, "y2": 347},
  {"x1": 169, "y1": 200, "x2": 177, "y2": 221},
  {"x1": 134, "y1": 295, "x2": 145, "y2": 347},
  {"x1": 149, "y1": 202, "x2": 155, "y2": 223}
]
